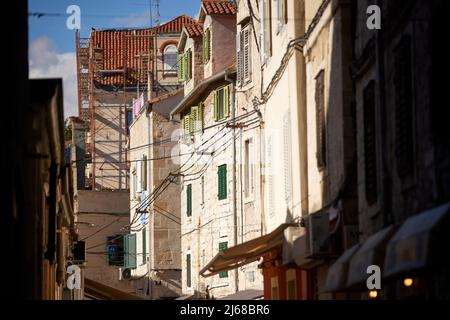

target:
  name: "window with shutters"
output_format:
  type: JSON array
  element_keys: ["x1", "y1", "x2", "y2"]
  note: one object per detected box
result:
[
  {"x1": 237, "y1": 24, "x2": 252, "y2": 87},
  {"x1": 394, "y1": 36, "x2": 414, "y2": 179},
  {"x1": 363, "y1": 81, "x2": 378, "y2": 206},
  {"x1": 181, "y1": 111, "x2": 193, "y2": 143},
  {"x1": 190, "y1": 104, "x2": 203, "y2": 135},
  {"x1": 203, "y1": 28, "x2": 211, "y2": 64},
  {"x1": 185, "y1": 49, "x2": 193, "y2": 81},
  {"x1": 213, "y1": 85, "x2": 230, "y2": 121},
  {"x1": 244, "y1": 139, "x2": 254, "y2": 198},
  {"x1": 186, "y1": 253, "x2": 192, "y2": 288},
  {"x1": 315, "y1": 70, "x2": 326, "y2": 170},
  {"x1": 186, "y1": 184, "x2": 192, "y2": 217},
  {"x1": 177, "y1": 52, "x2": 185, "y2": 82},
  {"x1": 262, "y1": 0, "x2": 272, "y2": 63},
  {"x1": 163, "y1": 45, "x2": 177, "y2": 73},
  {"x1": 124, "y1": 233, "x2": 137, "y2": 269},
  {"x1": 218, "y1": 242, "x2": 228, "y2": 278},
  {"x1": 106, "y1": 235, "x2": 124, "y2": 266},
  {"x1": 141, "y1": 155, "x2": 147, "y2": 190},
  {"x1": 283, "y1": 110, "x2": 293, "y2": 206},
  {"x1": 218, "y1": 164, "x2": 227, "y2": 200}
]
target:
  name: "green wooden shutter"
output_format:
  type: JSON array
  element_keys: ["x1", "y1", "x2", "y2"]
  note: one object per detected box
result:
[
  {"x1": 186, "y1": 254, "x2": 192, "y2": 287},
  {"x1": 181, "y1": 53, "x2": 186, "y2": 81},
  {"x1": 223, "y1": 85, "x2": 230, "y2": 118},
  {"x1": 222, "y1": 165, "x2": 227, "y2": 199},
  {"x1": 124, "y1": 233, "x2": 136, "y2": 269},
  {"x1": 190, "y1": 106, "x2": 199, "y2": 134},
  {"x1": 181, "y1": 116, "x2": 186, "y2": 134},
  {"x1": 177, "y1": 53, "x2": 183, "y2": 81},
  {"x1": 218, "y1": 165, "x2": 227, "y2": 200},
  {"x1": 213, "y1": 92, "x2": 218, "y2": 121},
  {"x1": 203, "y1": 29, "x2": 210, "y2": 64},
  {"x1": 187, "y1": 184, "x2": 192, "y2": 217},
  {"x1": 203, "y1": 32, "x2": 207, "y2": 64},
  {"x1": 218, "y1": 242, "x2": 228, "y2": 278},
  {"x1": 199, "y1": 103, "x2": 204, "y2": 131},
  {"x1": 184, "y1": 114, "x2": 191, "y2": 137},
  {"x1": 186, "y1": 50, "x2": 192, "y2": 80},
  {"x1": 217, "y1": 166, "x2": 222, "y2": 199}
]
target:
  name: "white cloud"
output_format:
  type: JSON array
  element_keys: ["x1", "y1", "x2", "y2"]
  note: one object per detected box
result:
[
  {"x1": 29, "y1": 37, "x2": 78, "y2": 118},
  {"x1": 111, "y1": 11, "x2": 151, "y2": 27}
]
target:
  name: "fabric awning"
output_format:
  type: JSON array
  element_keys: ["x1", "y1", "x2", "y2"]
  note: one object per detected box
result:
[
  {"x1": 346, "y1": 225, "x2": 397, "y2": 290},
  {"x1": 219, "y1": 289, "x2": 264, "y2": 300},
  {"x1": 325, "y1": 244, "x2": 361, "y2": 292},
  {"x1": 84, "y1": 278, "x2": 144, "y2": 300},
  {"x1": 384, "y1": 202, "x2": 450, "y2": 278},
  {"x1": 200, "y1": 223, "x2": 296, "y2": 278}
]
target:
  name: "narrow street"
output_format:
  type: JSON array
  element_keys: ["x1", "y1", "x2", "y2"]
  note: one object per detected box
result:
[{"x1": 3, "y1": 0, "x2": 449, "y2": 304}]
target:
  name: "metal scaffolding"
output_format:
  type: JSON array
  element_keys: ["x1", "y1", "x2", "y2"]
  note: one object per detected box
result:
[{"x1": 76, "y1": 29, "x2": 157, "y2": 191}]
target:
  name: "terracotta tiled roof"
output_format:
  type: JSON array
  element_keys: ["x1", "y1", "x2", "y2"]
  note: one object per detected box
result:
[
  {"x1": 156, "y1": 15, "x2": 196, "y2": 33},
  {"x1": 87, "y1": 16, "x2": 193, "y2": 87},
  {"x1": 202, "y1": 0, "x2": 237, "y2": 15},
  {"x1": 90, "y1": 28, "x2": 153, "y2": 87},
  {"x1": 184, "y1": 21, "x2": 204, "y2": 37}
]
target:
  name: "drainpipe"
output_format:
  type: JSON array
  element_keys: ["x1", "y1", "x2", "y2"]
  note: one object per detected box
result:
[
  {"x1": 225, "y1": 73, "x2": 239, "y2": 293},
  {"x1": 296, "y1": 41, "x2": 308, "y2": 218},
  {"x1": 146, "y1": 103, "x2": 153, "y2": 299},
  {"x1": 239, "y1": 126, "x2": 244, "y2": 244}
]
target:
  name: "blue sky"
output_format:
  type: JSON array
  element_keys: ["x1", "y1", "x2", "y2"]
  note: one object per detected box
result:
[{"x1": 28, "y1": 0, "x2": 200, "y2": 117}]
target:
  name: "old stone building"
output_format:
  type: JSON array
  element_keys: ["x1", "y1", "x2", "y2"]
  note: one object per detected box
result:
[
  {"x1": 73, "y1": 15, "x2": 192, "y2": 298},
  {"x1": 325, "y1": 0, "x2": 450, "y2": 300},
  {"x1": 128, "y1": 89, "x2": 183, "y2": 299},
  {"x1": 171, "y1": 0, "x2": 242, "y2": 299}
]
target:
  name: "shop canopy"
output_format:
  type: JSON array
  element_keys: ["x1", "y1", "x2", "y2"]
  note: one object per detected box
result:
[
  {"x1": 346, "y1": 225, "x2": 397, "y2": 290},
  {"x1": 199, "y1": 223, "x2": 297, "y2": 278},
  {"x1": 84, "y1": 278, "x2": 144, "y2": 300},
  {"x1": 325, "y1": 244, "x2": 361, "y2": 293},
  {"x1": 384, "y1": 202, "x2": 450, "y2": 278}
]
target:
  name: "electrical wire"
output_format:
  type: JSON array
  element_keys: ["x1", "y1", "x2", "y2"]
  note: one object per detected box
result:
[{"x1": 80, "y1": 113, "x2": 260, "y2": 248}]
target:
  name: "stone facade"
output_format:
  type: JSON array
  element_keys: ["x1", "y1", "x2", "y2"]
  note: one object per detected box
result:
[{"x1": 129, "y1": 91, "x2": 183, "y2": 299}]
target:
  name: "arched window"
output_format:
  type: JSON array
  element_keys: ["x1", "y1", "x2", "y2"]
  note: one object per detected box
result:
[{"x1": 163, "y1": 45, "x2": 178, "y2": 73}]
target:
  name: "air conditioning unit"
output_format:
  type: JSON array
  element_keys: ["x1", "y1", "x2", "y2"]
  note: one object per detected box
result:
[
  {"x1": 292, "y1": 210, "x2": 332, "y2": 269},
  {"x1": 119, "y1": 267, "x2": 132, "y2": 280},
  {"x1": 282, "y1": 226, "x2": 304, "y2": 266},
  {"x1": 73, "y1": 241, "x2": 86, "y2": 263},
  {"x1": 307, "y1": 210, "x2": 331, "y2": 259}
]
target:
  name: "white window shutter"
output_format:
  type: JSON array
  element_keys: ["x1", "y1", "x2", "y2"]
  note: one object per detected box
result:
[
  {"x1": 243, "y1": 27, "x2": 251, "y2": 84},
  {"x1": 283, "y1": 110, "x2": 293, "y2": 207},
  {"x1": 237, "y1": 31, "x2": 243, "y2": 87}
]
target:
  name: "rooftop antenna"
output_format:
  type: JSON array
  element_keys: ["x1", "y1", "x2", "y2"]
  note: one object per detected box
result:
[
  {"x1": 149, "y1": 0, "x2": 153, "y2": 27},
  {"x1": 149, "y1": 0, "x2": 160, "y2": 27},
  {"x1": 154, "y1": 0, "x2": 160, "y2": 27}
]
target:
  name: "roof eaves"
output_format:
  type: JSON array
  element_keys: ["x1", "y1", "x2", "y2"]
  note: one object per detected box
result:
[{"x1": 170, "y1": 68, "x2": 237, "y2": 118}]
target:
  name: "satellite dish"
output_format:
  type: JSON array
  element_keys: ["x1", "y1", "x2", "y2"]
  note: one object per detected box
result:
[{"x1": 122, "y1": 268, "x2": 132, "y2": 280}]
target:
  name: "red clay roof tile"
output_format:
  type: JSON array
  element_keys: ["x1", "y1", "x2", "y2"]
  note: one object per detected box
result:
[
  {"x1": 202, "y1": 0, "x2": 237, "y2": 15},
  {"x1": 184, "y1": 22, "x2": 204, "y2": 37}
]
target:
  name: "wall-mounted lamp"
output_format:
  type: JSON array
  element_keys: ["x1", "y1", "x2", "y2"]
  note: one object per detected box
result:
[
  {"x1": 403, "y1": 278, "x2": 414, "y2": 288},
  {"x1": 369, "y1": 290, "x2": 379, "y2": 299}
]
